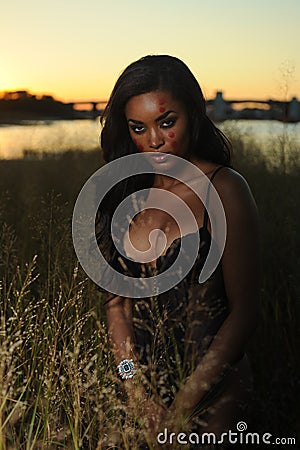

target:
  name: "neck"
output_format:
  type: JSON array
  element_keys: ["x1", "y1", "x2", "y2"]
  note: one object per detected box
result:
[
  {"x1": 152, "y1": 157, "x2": 209, "y2": 190},
  {"x1": 153, "y1": 174, "x2": 181, "y2": 189}
]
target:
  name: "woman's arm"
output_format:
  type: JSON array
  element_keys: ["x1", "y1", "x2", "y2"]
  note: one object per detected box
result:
[
  {"x1": 105, "y1": 296, "x2": 166, "y2": 427},
  {"x1": 105, "y1": 295, "x2": 142, "y2": 400},
  {"x1": 171, "y1": 168, "x2": 261, "y2": 418},
  {"x1": 105, "y1": 295, "x2": 135, "y2": 361}
]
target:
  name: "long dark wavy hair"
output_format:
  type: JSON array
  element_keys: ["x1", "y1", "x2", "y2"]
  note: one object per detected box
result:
[{"x1": 97, "y1": 55, "x2": 232, "y2": 263}]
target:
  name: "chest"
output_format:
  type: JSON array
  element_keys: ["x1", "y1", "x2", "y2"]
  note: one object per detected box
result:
[{"x1": 122, "y1": 187, "x2": 205, "y2": 264}]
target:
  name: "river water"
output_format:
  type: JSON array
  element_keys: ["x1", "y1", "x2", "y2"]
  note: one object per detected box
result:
[{"x1": 0, "y1": 119, "x2": 299, "y2": 159}]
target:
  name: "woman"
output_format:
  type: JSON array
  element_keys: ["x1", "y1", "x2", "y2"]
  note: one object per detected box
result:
[{"x1": 97, "y1": 55, "x2": 260, "y2": 447}]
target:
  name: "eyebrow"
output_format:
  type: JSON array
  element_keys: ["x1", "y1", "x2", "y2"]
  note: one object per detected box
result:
[{"x1": 127, "y1": 110, "x2": 176, "y2": 124}]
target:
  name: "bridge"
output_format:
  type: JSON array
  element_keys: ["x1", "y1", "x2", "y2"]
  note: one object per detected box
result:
[
  {"x1": 71, "y1": 93, "x2": 300, "y2": 122},
  {"x1": 69, "y1": 100, "x2": 108, "y2": 118},
  {"x1": 207, "y1": 92, "x2": 300, "y2": 122}
]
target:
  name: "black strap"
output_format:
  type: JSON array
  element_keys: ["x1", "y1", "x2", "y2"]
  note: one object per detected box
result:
[{"x1": 203, "y1": 166, "x2": 225, "y2": 230}]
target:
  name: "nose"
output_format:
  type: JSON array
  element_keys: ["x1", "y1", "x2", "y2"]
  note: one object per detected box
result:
[{"x1": 149, "y1": 127, "x2": 164, "y2": 149}]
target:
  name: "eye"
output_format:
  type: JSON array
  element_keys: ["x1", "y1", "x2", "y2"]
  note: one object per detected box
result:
[
  {"x1": 160, "y1": 118, "x2": 176, "y2": 128},
  {"x1": 129, "y1": 124, "x2": 145, "y2": 134}
]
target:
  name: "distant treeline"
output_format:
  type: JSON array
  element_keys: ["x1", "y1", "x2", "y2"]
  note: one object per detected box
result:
[{"x1": 0, "y1": 90, "x2": 80, "y2": 122}]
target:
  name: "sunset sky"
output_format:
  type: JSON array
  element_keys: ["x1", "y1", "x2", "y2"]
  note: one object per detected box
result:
[{"x1": 1, "y1": 0, "x2": 299, "y2": 103}]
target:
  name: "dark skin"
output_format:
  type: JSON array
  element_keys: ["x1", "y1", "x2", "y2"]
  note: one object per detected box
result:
[{"x1": 105, "y1": 90, "x2": 260, "y2": 441}]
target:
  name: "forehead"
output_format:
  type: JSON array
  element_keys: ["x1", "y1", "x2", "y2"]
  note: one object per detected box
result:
[{"x1": 125, "y1": 90, "x2": 184, "y2": 118}]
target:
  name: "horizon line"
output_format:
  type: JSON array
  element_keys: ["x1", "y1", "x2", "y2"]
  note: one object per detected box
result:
[{"x1": 1, "y1": 88, "x2": 298, "y2": 104}]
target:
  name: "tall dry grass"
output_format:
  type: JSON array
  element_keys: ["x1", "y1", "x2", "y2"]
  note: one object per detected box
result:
[{"x1": 0, "y1": 129, "x2": 299, "y2": 448}]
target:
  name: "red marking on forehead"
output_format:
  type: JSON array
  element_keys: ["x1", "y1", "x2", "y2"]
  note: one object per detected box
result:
[
  {"x1": 171, "y1": 141, "x2": 177, "y2": 147},
  {"x1": 138, "y1": 144, "x2": 144, "y2": 151},
  {"x1": 159, "y1": 107, "x2": 166, "y2": 113},
  {"x1": 158, "y1": 99, "x2": 165, "y2": 105},
  {"x1": 168, "y1": 131, "x2": 175, "y2": 139}
]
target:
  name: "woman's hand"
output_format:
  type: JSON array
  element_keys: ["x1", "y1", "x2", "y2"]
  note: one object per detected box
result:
[
  {"x1": 143, "y1": 404, "x2": 193, "y2": 450},
  {"x1": 142, "y1": 399, "x2": 192, "y2": 445},
  {"x1": 142, "y1": 398, "x2": 167, "y2": 436}
]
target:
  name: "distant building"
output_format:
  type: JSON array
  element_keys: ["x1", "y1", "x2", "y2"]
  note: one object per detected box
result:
[
  {"x1": 288, "y1": 97, "x2": 300, "y2": 122},
  {"x1": 213, "y1": 91, "x2": 231, "y2": 121}
]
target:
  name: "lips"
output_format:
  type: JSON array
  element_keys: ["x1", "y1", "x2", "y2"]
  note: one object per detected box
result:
[{"x1": 150, "y1": 152, "x2": 171, "y2": 163}]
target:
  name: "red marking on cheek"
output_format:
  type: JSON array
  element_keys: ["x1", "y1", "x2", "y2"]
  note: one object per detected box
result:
[
  {"x1": 138, "y1": 144, "x2": 144, "y2": 151},
  {"x1": 168, "y1": 131, "x2": 175, "y2": 139},
  {"x1": 159, "y1": 107, "x2": 166, "y2": 113},
  {"x1": 171, "y1": 141, "x2": 177, "y2": 147}
]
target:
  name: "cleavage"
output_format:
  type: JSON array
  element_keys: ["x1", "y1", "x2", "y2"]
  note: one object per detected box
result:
[
  {"x1": 122, "y1": 210, "x2": 178, "y2": 263},
  {"x1": 122, "y1": 208, "x2": 202, "y2": 268}
]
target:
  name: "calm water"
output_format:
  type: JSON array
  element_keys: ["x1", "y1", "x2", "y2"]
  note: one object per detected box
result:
[
  {"x1": 0, "y1": 119, "x2": 300, "y2": 159},
  {"x1": 0, "y1": 120, "x2": 102, "y2": 159}
]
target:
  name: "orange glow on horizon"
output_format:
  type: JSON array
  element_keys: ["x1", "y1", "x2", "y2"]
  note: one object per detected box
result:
[
  {"x1": 1, "y1": 84, "x2": 297, "y2": 105},
  {"x1": 1, "y1": 58, "x2": 299, "y2": 104}
]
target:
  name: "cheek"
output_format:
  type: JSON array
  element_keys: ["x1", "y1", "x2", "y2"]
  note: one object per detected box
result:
[
  {"x1": 131, "y1": 136, "x2": 144, "y2": 151},
  {"x1": 171, "y1": 141, "x2": 177, "y2": 147}
]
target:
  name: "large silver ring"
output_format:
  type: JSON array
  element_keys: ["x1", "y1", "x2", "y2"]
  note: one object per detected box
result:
[{"x1": 117, "y1": 359, "x2": 136, "y2": 380}]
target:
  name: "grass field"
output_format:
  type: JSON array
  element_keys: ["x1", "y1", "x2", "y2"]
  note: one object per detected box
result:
[{"x1": 0, "y1": 128, "x2": 299, "y2": 448}]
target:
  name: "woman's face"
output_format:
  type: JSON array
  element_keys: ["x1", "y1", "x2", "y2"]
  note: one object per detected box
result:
[{"x1": 125, "y1": 90, "x2": 190, "y2": 169}]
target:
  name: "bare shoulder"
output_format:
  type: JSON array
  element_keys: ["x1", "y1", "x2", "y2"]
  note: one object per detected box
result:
[
  {"x1": 213, "y1": 166, "x2": 249, "y2": 189},
  {"x1": 212, "y1": 166, "x2": 256, "y2": 206},
  {"x1": 193, "y1": 160, "x2": 252, "y2": 199},
  {"x1": 209, "y1": 166, "x2": 259, "y2": 232},
  {"x1": 192, "y1": 159, "x2": 258, "y2": 217}
]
